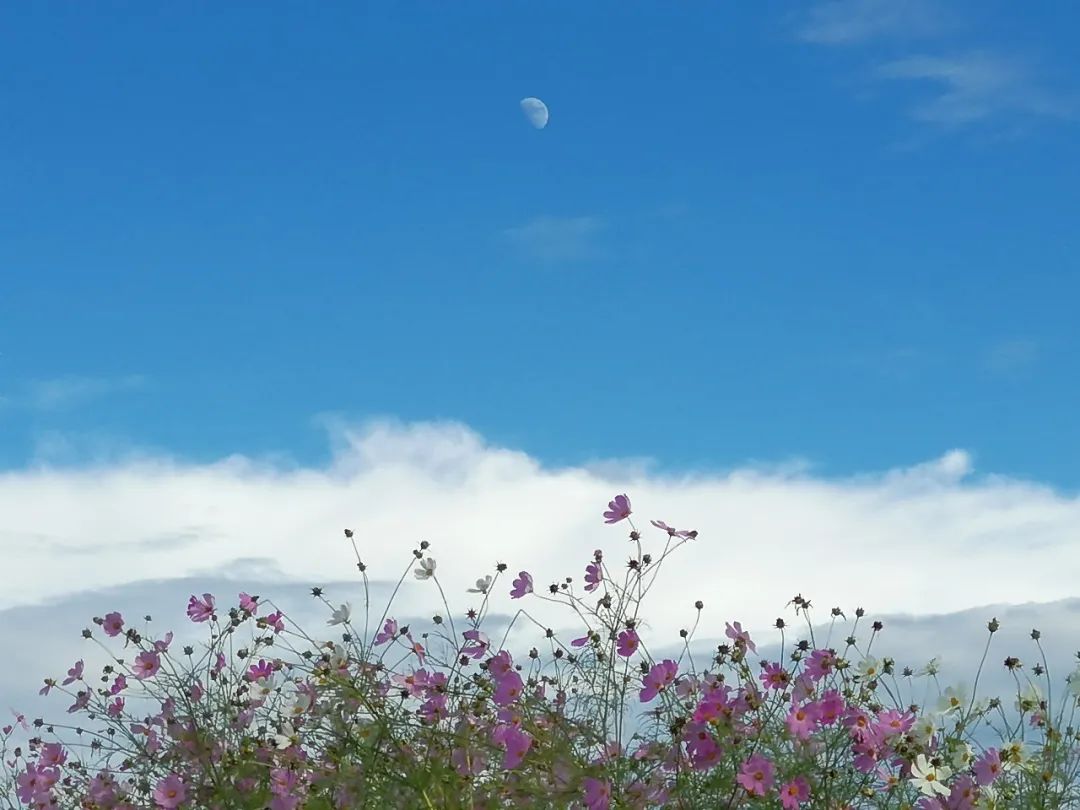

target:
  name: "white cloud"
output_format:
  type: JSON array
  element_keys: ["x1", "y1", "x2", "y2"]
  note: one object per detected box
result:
[
  {"x1": 503, "y1": 215, "x2": 604, "y2": 263},
  {"x1": 12, "y1": 374, "x2": 147, "y2": 411},
  {"x1": 797, "y1": 0, "x2": 944, "y2": 45},
  {"x1": 2, "y1": 419, "x2": 1080, "y2": 729},
  {"x1": 877, "y1": 52, "x2": 1075, "y2": 129}
]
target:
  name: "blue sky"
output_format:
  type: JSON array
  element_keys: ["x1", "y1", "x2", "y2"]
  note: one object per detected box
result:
[{"x1": 2, "y1": 1, "x2": 1078, "y2": 485}]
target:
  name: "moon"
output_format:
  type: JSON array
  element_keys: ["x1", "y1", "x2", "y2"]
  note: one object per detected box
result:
[{"x1": 520, "y1": 97, "x2": 549, "y2": 130}]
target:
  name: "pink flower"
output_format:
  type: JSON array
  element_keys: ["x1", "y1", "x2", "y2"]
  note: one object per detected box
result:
[
  {"x1": 582, "y1": 777, "x2": 612, "y2": 810},
  {"x1": 973, "y1": 748, "x2": 1002, "y2": 786},
  {"x1": 451, "y1": 746, "x2": 485, "y2": 777},
  {"x1": 510, "y1": 571, "x2": 533, "y2": 599},
  {"x1": 780, "y1": 775, "x2": 810, "y2": 809},
  {"x1": 37, "y1": 743, "x2": 67, "y2": 768},
  {"x1": 804, "y1": 648, "x2": 836, "y2": 681},
  {"x1": 760, "y1": 661, "x2": 791, "y2": 691},
  {"x1": 66, "y1": 691, "x2": 90, "y2": 714},
  {"x1": 239, "y1": 592, "x2": 259, "y2": 613},
  {"x1": 584, "y1": 561, "x2": 603, "y2": 592},
  {"x1": 571, "y1": 633, "x2": 592, "y2": 647},
  {"x1": 603, "y1": 493, "x2": 632, "y2": 524},
  {"x1": 374, "y1": 618, "x2": 398, "y2": 646},
  {"x1": 725, "y1": 621, "x2": 756, "y2": 653},
  {"x1": 106, "y1": 696, "x2": 125, "y2": 717},
  {"x1": 487, "y1": 650, "x2": 514, "y2": 678},
  {"x1": 494, "y1": 725, "x2": 532, "y2": 770},
  {"x1": 152, "y1": 773, "x2": 187, "y2": 809},
  {"x1": 737, "y1": 753, "x2": 775, "y2": 797},
  {"x1": 186, "y1": 593, "x2": 215, "y2": 623},
  {"x1": 62, "y1": 660, "x2": 84, "y2": 686},
  {"x1": 493, "y1": 671, "x2": 525, "y2": 706},
  {"x1": 640, "y1": 659, "x2": 678, "y2": 702},
  {"x1": 261, "y1": 610, "x2": 285, "y2": 633},
  {"x1": 650, "y1": 519, "x2": 697, "y2": 539},
  {"x1": 132, "y1": 651, "x2": 161, "y2": 679},
  {"x1": 153, "y1": 631, "x2": 174, "y2": 652},
  {"x1": 786, "y1": 700, "x2": 822, "y2": 740},
  {"x1": 616, "y1": 628, "x2": 640, "y2": 657},
  {"x1": 815, "y1": 689, "x2": 846, "y2": 725},
  {"x1": 461, "y1": 629, "x2": 489, "y2": 659},
  {"x1": 213, "y1": 652, "x2": 227, "y2": 675},
  {"x1": 102, "y1": 612, "x2": 125, "y2": 637}
]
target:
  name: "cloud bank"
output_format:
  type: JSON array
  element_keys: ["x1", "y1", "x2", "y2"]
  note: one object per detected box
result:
[{"x1": 2, "y1": 419, "x2": 1079, "y2": 725}]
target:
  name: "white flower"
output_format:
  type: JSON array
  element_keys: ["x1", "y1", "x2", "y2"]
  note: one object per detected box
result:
[
  {"x1": 273, "y1": 721, "x2": 298, "y2": 750},
  {"x1": 1067, "y1": 667, "x2": 1080, "y2": 700},
  {"x1": 910, "y1": 715, "x2": 938, "y2": 746},
  {"x1": 918, "y1": 657, "x2": 941, "y2": 677},
  {"x1": 251, "y1": 676, "x2": 275, "y2": 701},
  {"x1": 327, "y1": 603, "x2": 352, "y2": 626},
  {"x1": 937, "y1": 684, "x2": 968, "y2": 715},
  {"x1": 286, "y1": 691, "x2": 313, "y2": 717},
  {"x1": 467, "y1": 575, "x2": 493, "y2": 594},
  {"x1": 950, "y1": 741, "x2": 974, "y2": 770},
  {"x1": 1015, "y1": 682, "x2": 1042, "y2": 713},
  {"x1": 414, "y1": 557, "x2": 437, "y2": 580},
  {"x1": 856, "y1": 656, "x2": 882, "y2": 680},
  {"x1": 910, "y1": 753, "x2": 952, "y2": 798}
]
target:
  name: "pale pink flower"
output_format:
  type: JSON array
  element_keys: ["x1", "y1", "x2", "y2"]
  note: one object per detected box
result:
[
  {"x1": 186, "y1": 593, "x2": 215, "y2": 623},
  {"x1": 510, "y1": 571, "x2": 533, "y2": 599}
]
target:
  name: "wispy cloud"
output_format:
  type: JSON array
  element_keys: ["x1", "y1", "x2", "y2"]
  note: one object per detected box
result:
[
  {"x1": 503, "y1": 215, "x2": 605, "y2": 263},
  {"x1": 984, "y1": 338, "x2": 1039, "y2": 377},
  {"x1": 797, "y1": 0, "x2": 944, "y2": 45},
  {"x1": 18, "y1": 374, "x2": 147, "y2": 411},
  {"x1": 877, "y1": 52, "x2": 1076, "y2": 129}
]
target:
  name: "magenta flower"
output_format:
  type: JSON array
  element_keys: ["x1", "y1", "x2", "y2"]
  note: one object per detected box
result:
[
  {"x1": 584, "y1": 561, "x2": 603, "y2": 592},
  {"x1": 725, "y1": 621, "x2": 756, "y2": 653},
  {"x1": 816, "y1": 689, "x2": 846, "y2": 725},
  {"x1": 152, "y1": 773, "x2": 187, "y2": 809},
  {"x1": 132, "y1": 650, "x2": 161, "y2": 679},
  {"x1": 737, "y1": 753, "x2": 775, "y2": 797},
  {"x1": 61, "y1": 659, "x2": 84, "y2": 686},
  {"x1": 616, "y1": 628, "x2": 640, "y2": 657},
  {"x1": 153, "y1": 631, "x2": 174, "y2": 652},
  {"x1": 213, "y1": 652, "x2": 227, "y2": 675},
  {"x1": 451, "y1": 746, "x2": 485, "y2": 777},
  {"x1": 186, "y1": 593, "x2": 215, "y2": 623},
  {"x1": 582, "y1": 777, "x2": 612, "y2": 810},
  {"x1": 247, "y1": 659, "x2": 275, "y2": 682},
  {"x1": 102, "y1": 612, "x2": 125, "y2": 638},
  {"x1": 571, "y1": 633, "x2": 592, "y2": 647},
  {"x1": 510, "y1": 571, "x2": 533, "y2": 599},
  {"x1": 603, "y1": 493, "x2": 632, "y2": 524},
  {"x1": 640, "y1": 659, "x2": 679, "y2": 702},
  {"x1": 239, "y1": 592, "x2": 259, "y2": 613},
  {"x1": 780, "y1": 775, "x2": 810, "y2": 809},
  {"x1": 374, "y1": 618, "x2": 398, "y2": 646}
]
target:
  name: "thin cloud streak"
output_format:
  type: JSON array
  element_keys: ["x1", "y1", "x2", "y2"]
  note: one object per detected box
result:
[
  {"x1": 877, "y1": 52, "x2": 1076, "y2": 128},
  {"x1": 503, "y1": 216, "x2": 605, "y2": 263},
  {"x1": 797, "y1": 0, "x2": 944, "y2": 45}
]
